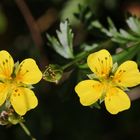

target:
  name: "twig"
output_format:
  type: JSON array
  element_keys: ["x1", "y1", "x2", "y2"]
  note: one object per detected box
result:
[
  {"x1": 128, "y1": 86, "x2": 140, "y2": 101},
  {"x1": 15, "y1": 0, "x2": 48, "y2": 68},
  {"x1": 15, "y1": 0, "x2": 43, "y2": 49}
]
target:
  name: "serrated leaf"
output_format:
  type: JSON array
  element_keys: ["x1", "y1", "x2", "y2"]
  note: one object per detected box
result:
[
  {"x1": 56, "y1": 20, "x2": 74, "y2": 57},
  {"x1": 90, "y1": 20, "x2": 103, "y2": 29},
  {"x1": 47, "y1": 20, "x2": 74, "y2": 59},
  {"x1": 107, "y1": 17, "x2": 117, "y2": 33},
  {"x1": 113, "y1": 44, "x2": 140, "y2": 64},
  {"x1": 126, "y1": 17, "x2": 140, "y2": 35},
  {"x1": 119, "y1": 29, "x2": 137, "y2": 40},
  {"x1": 81, "y1": 43, "x2": 98, "y2": 51},
  {"x1": 47, "y1": 34, "x2": 66, "y2": 57}
]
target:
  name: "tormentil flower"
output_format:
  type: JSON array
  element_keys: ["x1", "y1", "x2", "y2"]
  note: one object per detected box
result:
[
  {"x1": 0, "y1": 50, "x2": 42, "y2": 116},
  {"x1": 75, "y1": 49, "x2": 140, "y2": 114}
]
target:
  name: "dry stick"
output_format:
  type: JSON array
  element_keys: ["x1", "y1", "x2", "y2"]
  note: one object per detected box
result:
[
  {"x1": 15, "y1": 0, "x2": 48, "y2": 68},
  {"x1": 128, "y1": 86, "x2": 140, "y2": 101},
  {"x1": 15, "y1": 0, "x2": 42, "y2": 50}
]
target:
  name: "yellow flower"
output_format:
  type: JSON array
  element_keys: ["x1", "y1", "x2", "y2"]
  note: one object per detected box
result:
[
  {"x1": 0, "y1": 50, "x2": 42, "y2": 115},
  {"x1": 75, "y1": 49, "x2": 140, "y2": 114}
]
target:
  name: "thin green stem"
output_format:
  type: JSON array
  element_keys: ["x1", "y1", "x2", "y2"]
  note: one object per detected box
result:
[
  {"x1": 19, "y1": 122, "x2": 36, "y2": 140},
  {"x1": 62, "y1": 41, "x2": 140, "y2": 71},
  {"x1": 61, "y1": 40, "x2": 110, "y2": 70},
  {"x1": 61, "y1": 52, "x2": 88, "y2": 70}
]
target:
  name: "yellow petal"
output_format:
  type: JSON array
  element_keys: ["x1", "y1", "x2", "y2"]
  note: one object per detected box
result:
[
  {"x1": 87, "y1": 49, "x2": 112, "y2": 78},
  {"x1": 0, "y1": 83, "x2": 8, "y2": 106},
  {"x1": 10, "y1": 87, "x2": 38, "y2": 115},
  {"x1": 16, "y1": 58, "x2": 42, "y2": 84},
  {"x1": 105, "y1": 87, "x2": 130, "y2": 114},
  {"x1": 75, "y1": 80, "x2": 103, "y2": 106},
  {"x1": 0, "y1": 50, "x2": 14, "y2": 79},
  {"x1": 113, "y1": 61, "x2": 140, "y2": 87}
]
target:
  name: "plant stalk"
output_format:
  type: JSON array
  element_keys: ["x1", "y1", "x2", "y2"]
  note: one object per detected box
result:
[{"x1": 19, "y1": 122, "x2": 36, "y2": 140}]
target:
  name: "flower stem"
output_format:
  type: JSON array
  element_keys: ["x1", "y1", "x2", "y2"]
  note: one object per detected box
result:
[
  {"x1": 61, "y1": 52, "x2": 88, "y2": 70},
  {"x1": 19, "y1": 122, "x2": 36, "y2": 140},
  {"x1": 61, "y1": 40, "x2": 108, "y2": 70}
]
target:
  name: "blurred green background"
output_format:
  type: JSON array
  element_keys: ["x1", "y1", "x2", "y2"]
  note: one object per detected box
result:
[{"x1": 1, "y1": 0, "x2": 140, "y2": 140}]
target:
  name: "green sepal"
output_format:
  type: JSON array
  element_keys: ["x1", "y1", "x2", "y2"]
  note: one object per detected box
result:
[
  {"x1": 19, "y1": 84, "x2": 34, "y2": 89},
  {"x1": 87, "y1": 73, "x2": 98, "y2": 80},
  {"x1": 43, "y1": 64, "x2": 63, "y2": 84},
  {"x1": 118, "y1": 86, "x2": 130, "y2": 92},
  {"x1": 8, "y1": 114, "x2": 24, "y2": 125},
  {"x1": 12, "y1": 61, "x2": 19, "y2": 78},
  {"x1": 111, "y1": 62, "x2": 118, "y2": 74},
  {"x1": 99, "y1": 91, "x2": 106, "y2": 104},
  {"x1": 90, "y1": 102, "x2": 101, "y2": 109}
]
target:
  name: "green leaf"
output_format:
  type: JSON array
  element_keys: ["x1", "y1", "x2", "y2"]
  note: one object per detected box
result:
[
  {"x1": 105, "y1": 16, "x2": 140, "y2": 44},
  {"x1": 126, "y1": 17, "x2": 140, "y2": 35},
  {"x1": 81, "y1": 43, "x2": 98, "y2": 51},
  {"x1": 113, "y1": 44, "x2": 140, "y2": 64},
  {"x1": 47, "y1": 20, "x2": 74, "y2": 59}
]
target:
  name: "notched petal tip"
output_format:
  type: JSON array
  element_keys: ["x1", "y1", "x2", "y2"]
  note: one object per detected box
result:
[
  {"x1": 114, "y1": 60, "x2": 140, "y2": 88},
  {"x1": 16, "y1": 58, "x2": 42, "y2": 85},
  {"x1": 87, "y1": 49, "x2": 113, "y2": 77},
  {"x1": 10, "y1": 88, "x2": 38, "y2": 116},
  {"x1": 105, "y1": 87, "x2": 131, "y2": 115},
  {"x1": 0, "y1": 50, "x2": 14, "y2": 79},
  {"x1": 75, "y1": 80, "x2": 103, "y2": 106}
]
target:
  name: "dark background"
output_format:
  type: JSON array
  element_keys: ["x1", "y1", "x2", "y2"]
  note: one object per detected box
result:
[{"x1": 0, "y1": 0, "x2": 140, "y2": 140}]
